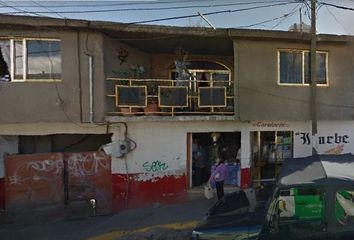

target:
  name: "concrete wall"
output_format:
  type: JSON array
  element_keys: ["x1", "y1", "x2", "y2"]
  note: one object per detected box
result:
[
  {"x1": 235, "y1": 39, "x2": 354, "y2": 121},
  {"x1": 0, "y1": 29, "x2": 106, "y2": 123},
  {"x1": 0, "y1": 136, "x2": 18, "y2": 209},
  {"x1": 103, "y1": 36, "x2": 152, "y2": 113}
]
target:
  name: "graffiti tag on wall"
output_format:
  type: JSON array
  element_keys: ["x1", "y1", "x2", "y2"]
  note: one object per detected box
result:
[
  {"x1": 142, "y1": 160, "x2": 169, "y2": 172},
  {"x1": 5, "y1": 152, "x2": 112, "y2": 214}
]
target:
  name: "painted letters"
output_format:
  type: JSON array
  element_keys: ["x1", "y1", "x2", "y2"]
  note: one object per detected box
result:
[{"x1": 142, "y1": 161, "x2": 168, "y2": 172}]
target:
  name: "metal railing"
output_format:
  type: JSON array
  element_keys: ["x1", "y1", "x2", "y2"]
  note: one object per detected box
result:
[{"x1": 106, "y1": 78, "x2": 234, "y2": 116}]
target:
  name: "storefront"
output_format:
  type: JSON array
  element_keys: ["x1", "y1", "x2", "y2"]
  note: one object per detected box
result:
[
  {"x1": 189, "y1": 132, "x2": 241, "y2": 188},
  {"x1": 250, "y1": 131, "x2": 293, "y2": 186}
]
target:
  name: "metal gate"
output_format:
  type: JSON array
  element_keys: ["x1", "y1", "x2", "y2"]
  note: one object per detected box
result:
[{"x1": 5, "y1": 152, "x2": 111, "y2": 216}]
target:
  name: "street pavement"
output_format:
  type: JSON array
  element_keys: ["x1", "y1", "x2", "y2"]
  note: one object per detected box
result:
[{"x1": 0, "y1": 186, "x2": 229, "y2": 240}]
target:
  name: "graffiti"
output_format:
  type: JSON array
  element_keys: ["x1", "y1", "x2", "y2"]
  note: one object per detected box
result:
[
  {"x1": 6, "y1": 152, "x2": 112, "y2": 214},
  {"x1": 65, "y1": 153, "x2": 110, "y2": 178},
  {"x1": 325, "y1": 144, "x2": 345, "y2": 155},
  {"x1": 8, "y1": 158, "x2": 63, "y2": 185},
  {"x1": 143, "y1": 161, "x2": 169, "y2": 172},
  {"x1": 117, "y1": 47, "x2": 129, "y2": 65}
]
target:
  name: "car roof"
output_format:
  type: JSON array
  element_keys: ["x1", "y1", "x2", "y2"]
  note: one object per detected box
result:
[{"x1": 278, "y1": 153, "x2": 354, "y2": 188}]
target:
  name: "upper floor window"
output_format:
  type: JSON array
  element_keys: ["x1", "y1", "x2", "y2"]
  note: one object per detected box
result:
[
  {"x1": 0, "y1": 38, "x2": 61, "y2": 82},
  {"x1": 278, "y1": 50, "x2": 328, "y2": 86}
]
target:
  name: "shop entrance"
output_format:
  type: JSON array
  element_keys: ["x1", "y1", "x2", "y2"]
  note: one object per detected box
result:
[
  {"x1": 250, "y1": 131, "x2": 293, "y2": 186},
  {"x1": 190, "y1": 132, "x2": 241, "y2": 188}
]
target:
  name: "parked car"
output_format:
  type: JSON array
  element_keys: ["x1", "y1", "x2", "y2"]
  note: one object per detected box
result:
[{"x1": 192, "y1": 154, "x2": 354, "y2": 239}]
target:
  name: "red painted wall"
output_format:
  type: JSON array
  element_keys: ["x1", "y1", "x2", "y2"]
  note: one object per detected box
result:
[
  {"x1": 112, "y1": 173, "x2": 187, "y2": 212},
  {"x1": 0, "y1": 178, "x2": 5, "y2": 210},
  {"x1": 5, "y1": 153, "x2": 64, "y2": 211},
  {"x1": 241, "y1": 168, "x2": 251, "y2": 189},
  {"x1": 4, "y1": 152, "x2": 112, "y2": 214}
]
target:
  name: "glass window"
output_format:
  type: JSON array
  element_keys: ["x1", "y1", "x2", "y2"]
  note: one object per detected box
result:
[
  {"x1": 1, "y1": 38, "x2": 61, "y2": 81},
  {"x1": 14, "y1": 40, "x2": 23, "y2": 80},
  {"x1": 304, "y1": 52, "x2": 327, "y2": 84},
  {"x1": 278, "y1": 188, "x2": 324, "y2": 221},
  {"x1": 279, "y1": 50, "x2": 328, "y2": 85},
  {"x1": 27, "y1": 40, "x2": 61, "y2": 80},
  {"x1": 335, "y1": 190, "x2": 354, "y2": 226},
  {"x1": 0, "y1": 40, "x2": 10, "y2": 81},
  {"x1": 279, "y1": 51, "x2": 302, "y2": 84}
]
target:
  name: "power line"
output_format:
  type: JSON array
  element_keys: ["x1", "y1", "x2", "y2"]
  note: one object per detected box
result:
[
  {"x1": 129, "y1": 2, "x2": 297, "y2": 24},
  {"x1": 31, "y1": 1, "x2": 65, "y2": 18},
  {"x1": 0, "y1": 0, "x2": 215, "y2": 8},
  {"x1": 324, "y1": 5, "x2": 350, "y2": 34},
  {"x1": 0, "y1": 1, "x2": 47, "y2": 17},
  {"x1": 2, "y1": 1, "x2": 297, "y2": 14},
  {"x1": 240, "y1": 86, "x2": 354, "y2": 109},
  {"x1": 270, "y1": 3, "x2": 302, "y2": 29},
  {"x1": 0, "y1": 0, "x2": 294, "y2": 9},
  {"x1": 319, "y1": 1, "x2": 354, "y2": 11}
]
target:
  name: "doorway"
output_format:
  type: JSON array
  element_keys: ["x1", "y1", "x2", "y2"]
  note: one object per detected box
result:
[
  {"x1": 250, "y1": 131, "x2": 293, "y2": 186},
  {"x1": 190, "y1": 132, "x2": 241, "y2": 188}
]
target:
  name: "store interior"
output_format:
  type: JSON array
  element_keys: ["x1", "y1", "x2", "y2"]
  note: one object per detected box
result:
[
  {"x1": 251, "y1": 131, "x2": 293, "y2": 186},
  {"x1": 192, "y1": 132, "x2": 241, "y2": 187}
]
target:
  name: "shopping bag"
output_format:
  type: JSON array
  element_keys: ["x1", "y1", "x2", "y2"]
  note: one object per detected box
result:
[{"x1": 204, "y1": 185, "x2": 214, "y2": 199}]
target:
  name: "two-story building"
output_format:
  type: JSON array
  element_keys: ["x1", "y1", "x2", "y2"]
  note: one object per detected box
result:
[{"x1": 0, "y1": 14, "x2": 354, "y2": 215}]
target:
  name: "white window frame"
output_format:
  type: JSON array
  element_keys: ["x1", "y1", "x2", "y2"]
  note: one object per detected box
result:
[
  {"x1": 7, "y1": 38, "x2": 61, "y2": 82},
  {"x1": 277, "y1": 49, "x2": 329, "y2": 87}
]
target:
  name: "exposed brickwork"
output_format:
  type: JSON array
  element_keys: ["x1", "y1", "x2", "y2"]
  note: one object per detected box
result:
[{"x1": 151, "y1": 54, "x2": 234, "y2": 79}]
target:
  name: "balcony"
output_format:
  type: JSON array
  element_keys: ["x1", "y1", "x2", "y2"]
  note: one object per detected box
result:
[{"x1": 106, "y1": 78, "x2": 234, "y2": 117}]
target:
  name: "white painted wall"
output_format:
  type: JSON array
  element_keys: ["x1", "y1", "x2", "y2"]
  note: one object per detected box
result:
[
  {"x1": 0, "y1": 136, "x2": 19, "y2": 178},
  {"x1": 111, "y1": 121, "x2": 247, "y2": 179},
  {"x1": 294, "y1": 121, "x2": 354, "y2": 157},
  {"x1": 2, "y1": 120, "x2": 354, "y2": 181}
]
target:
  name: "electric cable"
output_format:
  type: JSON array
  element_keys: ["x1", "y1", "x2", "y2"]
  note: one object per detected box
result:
[
  {"x1": 31, "y1": 0, "x2": 65, "y2": 18},
  {"x1": 2, "y1": 1, "x2": 298, "y2": 15},
  {"x1": 0, "y1": 0, "x2": 296, "y2": 9},
  {"x1": 324, "y1": 5, "x2": 351, "y2": 34},
  {"x1": 319, "y1": 1, "x2": 354, "y2": 11},
  {"x1": 129, "y1": 2, "x2": 297, "y2": 24}
]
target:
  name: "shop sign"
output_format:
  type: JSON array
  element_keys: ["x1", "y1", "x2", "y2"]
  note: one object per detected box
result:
[
  {"x1": 252, "y1": 121, "x2": 290, "y2": 128},
  {"x1": 295, "y1": 132, "x2": 350, "y2": 154}
]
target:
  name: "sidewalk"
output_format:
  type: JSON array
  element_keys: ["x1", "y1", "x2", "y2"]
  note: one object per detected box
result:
[{"x1": 0, "y1": 186, "x2": 236, "y2": 240}]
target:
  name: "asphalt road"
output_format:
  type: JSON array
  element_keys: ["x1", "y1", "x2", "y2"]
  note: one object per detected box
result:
[{"x1": 0, "y1": 197, "x2": 216, "y2": 240}]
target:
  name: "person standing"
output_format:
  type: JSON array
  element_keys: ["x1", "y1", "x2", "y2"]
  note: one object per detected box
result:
[
  {"x1": 194, "y1": 143, "x2": 206, "y2": 186},
  {"x1": 208, "y1": 157, "x2": 228, "y2": 200}
]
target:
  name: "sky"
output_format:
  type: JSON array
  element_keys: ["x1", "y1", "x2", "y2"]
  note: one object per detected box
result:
[{"x1": 0, "y1": 0, "x2": 354, "y2": 35}]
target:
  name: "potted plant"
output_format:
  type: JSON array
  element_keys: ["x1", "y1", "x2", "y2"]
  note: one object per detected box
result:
[{"x1": 144, "y1": 80, "x2": 160, "y2": 115}]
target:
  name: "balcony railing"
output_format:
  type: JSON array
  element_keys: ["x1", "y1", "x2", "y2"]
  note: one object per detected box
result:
[{"x1": 106, "y1": 78, "x2": 234, "y2": 116}]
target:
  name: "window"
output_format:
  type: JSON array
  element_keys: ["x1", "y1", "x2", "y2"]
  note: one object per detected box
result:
[
  {"x1": 278, "y1": 50, "x2": 328, "y2": 85},
  {"x1": 0, "y1": 38, "x2": 61, "y2": 81},
  {"x1": 276, "y1": 188, "x2": 325, "y2": 238},
  {"x1": 335, "y1": 190, "x2": 354, "y2": 226}
]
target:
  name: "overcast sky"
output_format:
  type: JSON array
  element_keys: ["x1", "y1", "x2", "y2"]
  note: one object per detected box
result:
[{"x1": 1, "y1": 0, "x2": 354, "y2": 35}]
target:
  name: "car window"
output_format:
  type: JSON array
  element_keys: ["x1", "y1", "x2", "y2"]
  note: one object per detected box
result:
[
  {"x1": 278, "y1": 188, "x2": 324, "y2": 221},
  {"x1": 275, "y1": 188, "x2": 325, "y2": 239},
  {"x1": 335, "y1": 190, "x2": 354, "y2": 226}
]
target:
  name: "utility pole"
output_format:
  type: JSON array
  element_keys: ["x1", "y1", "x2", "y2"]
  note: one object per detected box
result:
[{"x1": 310, "y1": 0, "x2": 317, "y2": 155}]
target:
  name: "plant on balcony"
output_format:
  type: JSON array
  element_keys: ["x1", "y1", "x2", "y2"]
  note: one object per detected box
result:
[{"x1": 144, "y1": 80, "x2": 160, "y2": 115}]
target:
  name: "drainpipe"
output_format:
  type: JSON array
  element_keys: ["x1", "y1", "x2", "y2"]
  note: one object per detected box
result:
[{"x1": 88, "y1": 54, "x2": 94, "y2": 123}]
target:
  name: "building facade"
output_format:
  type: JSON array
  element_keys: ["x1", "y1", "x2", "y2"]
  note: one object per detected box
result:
[{"x1": 0, "y1": 15, "x2": 354, "y2": 214}]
